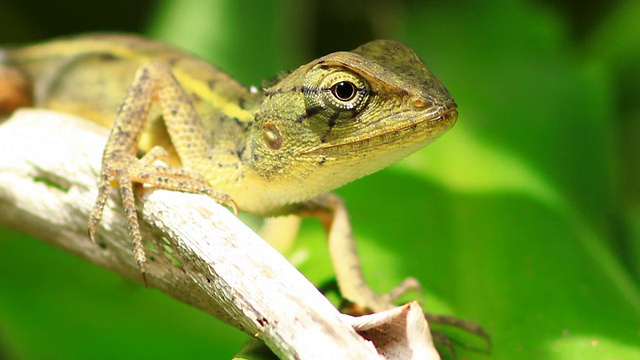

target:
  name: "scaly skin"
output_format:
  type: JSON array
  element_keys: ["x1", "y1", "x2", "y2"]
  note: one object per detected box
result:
[
  {"x1": 4, "y1": 34, "x2": 456, "y2": 216},
  {"x1": 1, "y1": 35, "x2": 485, "y2": 350}
]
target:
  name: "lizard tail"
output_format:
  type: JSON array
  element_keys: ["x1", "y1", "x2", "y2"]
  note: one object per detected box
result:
[{"x1": 0, "y1": 48, "x2": 32, "y2": 115}]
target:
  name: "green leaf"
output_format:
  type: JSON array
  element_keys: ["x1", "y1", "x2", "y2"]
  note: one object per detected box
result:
[
  {"x1": 2, "y1": 0, "x2": 639, "y2": 359},
  {"x1": 298, "y1": 0, "x2": 640, "y2": 358}
]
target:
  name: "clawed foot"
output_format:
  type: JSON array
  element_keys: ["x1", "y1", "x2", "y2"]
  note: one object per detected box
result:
[
  {"x1": 87, "y1": 145, "x2": 237, "y2": 284},
  {"x1": 426, "y1": 313, "x2": 491, "y2": 358},
  {"x1": 321, "y1": 277, "x2": 490, "y2": 358}
]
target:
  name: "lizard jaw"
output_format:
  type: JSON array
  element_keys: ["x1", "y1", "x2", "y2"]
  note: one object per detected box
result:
[{"x1": 300, "y1": 106, "x2": 457, "y2": 156}]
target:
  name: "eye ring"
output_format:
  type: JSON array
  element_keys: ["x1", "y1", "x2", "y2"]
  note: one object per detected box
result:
[
  {"x1": 305, "y1": 68, "x2": 369, "y2": 113},
  {"x1": 331, "y1": 81, "x2": 357, "y2": 102}
]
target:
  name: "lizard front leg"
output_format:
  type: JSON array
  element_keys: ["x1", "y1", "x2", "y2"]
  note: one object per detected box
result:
[
  {"x1": 88, "y1": 62, "x2": 236, "y2": 278},
  {"x1": 298, "y1": 193, "x2": 489, "y2": 346},
  {"x1": 298, "y1": 193, "x2": 420, "y2": 312}
]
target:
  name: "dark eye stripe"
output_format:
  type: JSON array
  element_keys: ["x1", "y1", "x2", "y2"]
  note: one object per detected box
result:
[
  {"x1": 327, "y1": 110, "x2": 339, "y2": 128},
  {"x1": 305, "y1": 106, "x2": 324, "y2": 117}
]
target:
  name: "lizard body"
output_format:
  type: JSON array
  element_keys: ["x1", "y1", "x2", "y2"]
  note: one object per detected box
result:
[
  {"x1": 3, "y1": 34, "x2": 456, "y2": 216},
  {"x1": 1, "y1": 34, "x2": 460, "y2": 318}
]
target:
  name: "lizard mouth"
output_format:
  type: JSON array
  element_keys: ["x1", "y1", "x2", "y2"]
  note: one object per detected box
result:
[
  {"x1": 397, "y1": 105, "x2": 458, "y2": 135},
  {"x1": 302, "y1": 105, "x2": 457, "y2": 156}
]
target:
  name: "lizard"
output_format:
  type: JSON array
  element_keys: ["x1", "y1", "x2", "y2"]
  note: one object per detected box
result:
[{"x1": 0, "y1": 34, "x2": 484, "y2": 346}]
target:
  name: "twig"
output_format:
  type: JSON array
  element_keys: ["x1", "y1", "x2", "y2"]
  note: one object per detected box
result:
[{"x1": 0, "y1": 108, "x2": 439, "y2": 360}]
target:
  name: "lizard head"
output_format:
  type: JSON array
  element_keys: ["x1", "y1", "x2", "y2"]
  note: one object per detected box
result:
[{"x1": 248, "y1": 40, "x2": 457, "y2": 208}]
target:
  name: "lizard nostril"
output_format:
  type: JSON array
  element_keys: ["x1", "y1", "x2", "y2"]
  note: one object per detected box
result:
[{"x1": 411, "y1": 98, "x2": 432, "y2": 110}]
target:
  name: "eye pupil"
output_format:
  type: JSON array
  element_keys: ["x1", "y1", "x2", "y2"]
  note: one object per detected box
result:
[{"x1": 331, "y1": 81, "x2": 356, "y2": 101}]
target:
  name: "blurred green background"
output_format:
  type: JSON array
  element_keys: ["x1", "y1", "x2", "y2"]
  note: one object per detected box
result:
[{"x1": 1, "y1": 0, "x2": 639, "y2": 358}]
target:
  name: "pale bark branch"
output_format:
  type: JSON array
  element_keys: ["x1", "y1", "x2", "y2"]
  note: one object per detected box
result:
[{"x1": 0, "y1": 109, "x2": 438, "y2": 360}]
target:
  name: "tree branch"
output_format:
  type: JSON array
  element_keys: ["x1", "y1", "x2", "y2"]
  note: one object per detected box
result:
[{"x1": 0, "y1": 109, "x2": 439, "y2": 360}]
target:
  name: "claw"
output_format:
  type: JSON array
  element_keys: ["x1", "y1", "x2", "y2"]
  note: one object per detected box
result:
[
  {"x1": 226, "y1": 198, "x2": 239, "y2": 216},
  {"x1": 431, "y1": 332, "x2": 455, "y2": 359},
  {"x1": 427, "y1": 313, "x2": 491, "y2": 353}
]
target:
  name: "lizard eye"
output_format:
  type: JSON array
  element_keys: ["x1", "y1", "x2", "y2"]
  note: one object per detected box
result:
[
  {"x1": 331, "y1": 81, "x2": 357, "y2": 101},
  {"x1": 303, "y1": 67, "x2": 370, "y2": 119},
  {"x1": 318, "y1": 71, "x2": 369, "y2": 112}
]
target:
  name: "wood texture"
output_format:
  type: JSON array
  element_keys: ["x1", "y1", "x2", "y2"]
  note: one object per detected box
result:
[{"x1": 0, "y1": 109, "x2": 438, "y2": 360}]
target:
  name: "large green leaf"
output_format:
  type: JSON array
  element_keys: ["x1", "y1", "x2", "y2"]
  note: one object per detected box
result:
[
  {"x1": 298, "y1": 0, "x2": 640, "y2": 358},
  {"x1": 1, "y1": 0, "x2": 639, "y2": 359}
]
